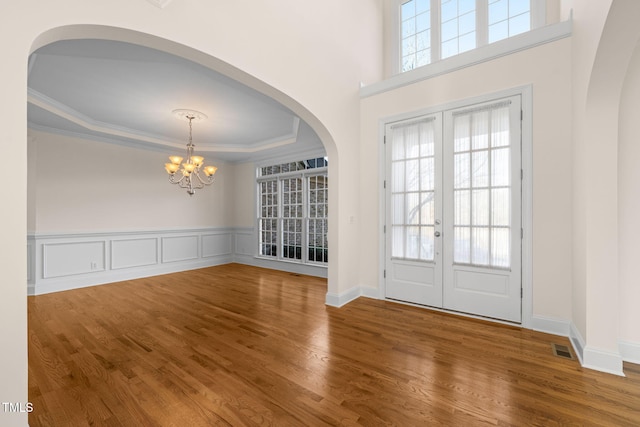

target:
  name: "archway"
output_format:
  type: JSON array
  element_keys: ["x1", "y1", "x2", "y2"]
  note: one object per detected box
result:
[
  {"x1": 3, "y1": 2, "x2": 381, "y2": 421},
  {"x1": 577, "y1": 0, "x2": 640, "y2": 374},
  {"x1": 27, "y1": 26, "x2": 338, "y2": 289}
]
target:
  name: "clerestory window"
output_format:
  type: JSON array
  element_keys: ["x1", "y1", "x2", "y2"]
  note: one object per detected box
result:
[{"x1": 400, "y1": 0, "x2": 542, "y2": 73}]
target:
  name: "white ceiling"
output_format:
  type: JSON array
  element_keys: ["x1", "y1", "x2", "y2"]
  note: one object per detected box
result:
[{"x1": 27, "y1": 39, "x2": 324, "y2": 163}]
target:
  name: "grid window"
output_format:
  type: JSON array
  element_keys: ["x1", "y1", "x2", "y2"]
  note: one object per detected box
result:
[
  {"x1": 441, "y1": 0, "x2": 476, "y2": 59},
  {"x1": 400, "y1": 0, "x2": 534, "y2": 72},
  {"x1": 308, "y1": 175, "x2": 328, "y2": 263},
  {"x1": 489, "y1": 0, "x2": 530, "y2": 43},
  {"x1": 282, "y1": 177, "x2": 303, "y2": 260},
  {"x1": 260, "y1": 157, "x2": 328, "y2": 177},
  {"x1": 257, "y1": 159, "x2": 328, "y2": 265},
  {"x1": 401, "y1": 0, "x2": 432, "y2": 72},
  {"x1": 258, "y1": 179, "x2": 278, "y2": 257}
]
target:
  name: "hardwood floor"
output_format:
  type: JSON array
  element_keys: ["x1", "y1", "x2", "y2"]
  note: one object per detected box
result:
[{"x1": 28, "y1": 264, "x2": 640, "y2": 426}]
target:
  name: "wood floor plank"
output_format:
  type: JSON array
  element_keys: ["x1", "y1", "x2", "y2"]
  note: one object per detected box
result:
[{"x1": 28, "y1": 263, "x2": 640, "y2": 426}]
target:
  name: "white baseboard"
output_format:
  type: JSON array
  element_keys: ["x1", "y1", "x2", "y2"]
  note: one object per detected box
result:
[
  {"x1": 569, "y1": 322, "x2": 586, "y2": 365},
  {"x1": 360, "y1": 286, "x2": 380, "y2": 299},
  {"x1": 325, "y1": 286, "x2": 361, "y2": 308},
  {"x1": 619, "y1": 341, "x2": 640, "y2": 365},
  {"x1": 325, "y1": 285, "x2": 379, "y2": 307},
  {"x1": 530, "y1": 315, "x2": 571, "y2": 337},
  {"x1": 583, "y1": 346, "x2": 625, "y2": 376}
]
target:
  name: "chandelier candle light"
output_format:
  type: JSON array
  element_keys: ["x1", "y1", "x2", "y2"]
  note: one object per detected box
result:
[{"x1": 165, "y1": 109, "x2": 217, "y2": 196}]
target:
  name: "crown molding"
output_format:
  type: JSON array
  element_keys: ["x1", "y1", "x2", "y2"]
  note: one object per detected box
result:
[
  {"x1": 28, "y1": 88, "x2": 180, "y2": 149},
  {"x1": 27, "y1": 88, "x2": 302, "y2": 154}
]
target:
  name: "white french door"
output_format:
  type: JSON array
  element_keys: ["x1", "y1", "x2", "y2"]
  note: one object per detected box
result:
[
  {"x1": 385, "y1": 95, "x2": 522, "y2": 323},
  {"x1": 385, "y1": 114, "x2": 443, "y2": 307}
]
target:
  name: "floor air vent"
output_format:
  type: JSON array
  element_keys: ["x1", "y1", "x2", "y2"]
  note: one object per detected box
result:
[{"x1": 552, "y1": 343, "x2": 574, "y2": 360}]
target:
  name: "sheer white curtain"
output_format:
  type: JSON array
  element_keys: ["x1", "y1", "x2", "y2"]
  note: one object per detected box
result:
[
  {"x1": 390, "y1": 117, "x2": 436, "y2": 261},
  {"x1": 452, "y1": 102, "x2": 511, "y2": 268}
]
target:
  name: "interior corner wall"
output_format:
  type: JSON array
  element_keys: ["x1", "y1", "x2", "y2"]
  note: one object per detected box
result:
[
  {"x1": 618, "y1": 38, "x2": 640, "y2": 348},
  {"x1": 566, "y1": 1, "x2": 614, "y2": 354},
  {"x1": 360, "y1": 37, "x2": 573, "y2": 323},
  {"x1": 229, "y1": 161, "x2": 258, "y2": 229}
]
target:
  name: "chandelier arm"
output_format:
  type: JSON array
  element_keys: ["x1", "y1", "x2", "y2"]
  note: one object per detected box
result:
[
  {"x1": 168, "y1": 174, "x2": 186, "y2": 185},
  {"x1": 192, "y1": 170, "x2": 215, "y2": 188},
  {"x1": 200, "y1": 174, "x2": 215, "y2": 185}
]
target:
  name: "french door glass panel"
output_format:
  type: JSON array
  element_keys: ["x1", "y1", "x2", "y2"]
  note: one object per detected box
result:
[
  {"x1": 390, "y1": 118, "x2": 437, "y2": 261},
  {"x1": 452, "y1": 103, "x2": 511, "y2": 268}
]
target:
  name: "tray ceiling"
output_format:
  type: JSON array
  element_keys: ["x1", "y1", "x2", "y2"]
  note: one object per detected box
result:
[{"x1": 27, "y1": 39, "x2": 324, "y2": 163}]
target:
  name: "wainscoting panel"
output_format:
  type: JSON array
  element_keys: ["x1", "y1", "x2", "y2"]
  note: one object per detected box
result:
[
  {"x1": 111, "y1": 237, "x2": 158, "y2": 270},
  {"x1": 202, "y1": 233, "x2": 232, "y2": 258},
  {"x1": 28, "y1": 228, "x2": 235, "y2": 295},
  {"x1": 27, "y1": 227, "x2": 327, "y2": 295},
  {"x1": 43, "y1": 240, "x2": 105, "y2": 278},
  {"x1": 162, "y1": 235, "x2": 199, "y2": 263}
]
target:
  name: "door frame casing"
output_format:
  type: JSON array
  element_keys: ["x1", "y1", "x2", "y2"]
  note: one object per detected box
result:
[{"x1": 377, "y1": 85, "x2": 533, "y2": 328}]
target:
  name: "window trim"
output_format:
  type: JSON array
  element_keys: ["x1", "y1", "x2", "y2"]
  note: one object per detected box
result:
[
  {"x1": 397, "y1": 0, "x2": 546, "y2": 74},
  {"x1": 256, "y1": 166, "x2": 328, "y2": 267},
  {"x1": 365, "y1": 15, "x2": 570, "y2": 98}
]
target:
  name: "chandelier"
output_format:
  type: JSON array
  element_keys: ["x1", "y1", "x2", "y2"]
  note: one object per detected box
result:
[{"x1": 164, "y1": 109, "x2": 217, "y2": 196}]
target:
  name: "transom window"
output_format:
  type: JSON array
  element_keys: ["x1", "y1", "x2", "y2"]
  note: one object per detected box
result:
[
  {"x1": 488, "y1": 0, "x2": 530, "y2": 43},
  {"x1": 401, "y1": 0, "x2": 537, "y2": 72},
  {"x1": 440, "y1": 0, "x2": 476, "y2": 59},
  {"x1": 258, "y1": 158, "x2": 328, "y2": 265}
]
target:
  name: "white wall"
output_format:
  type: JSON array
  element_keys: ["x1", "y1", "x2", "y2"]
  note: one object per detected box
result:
[
  {"x1": 230, "y1": 161, "x2": 258, "y2": 228},
  {"x1": 29, "y1": 130, "x2": 230, "y2": 232},
  {"x1": 618, "y1": 38, "x2": 640, "y2": 350},
  {"x1": 360, "y1": 38, "x2": 573, "y2": 322}
]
